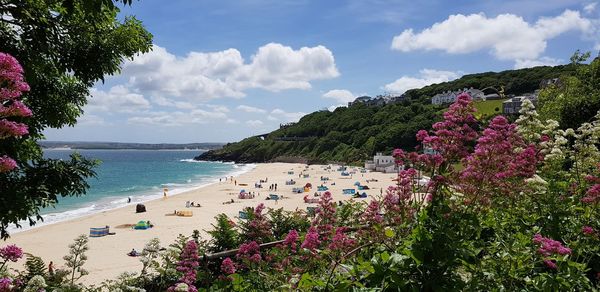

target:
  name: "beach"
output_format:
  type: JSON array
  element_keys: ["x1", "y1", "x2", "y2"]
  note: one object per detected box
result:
[{"x1": 3, "y1": 163, "x2": 396, "y2": 284}]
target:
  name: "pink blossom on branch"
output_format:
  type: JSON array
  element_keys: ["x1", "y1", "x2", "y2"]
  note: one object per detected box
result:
[
  {"x1": 0, "y1": 119, "x2": 29, "y2": 138},
  {"x1": 0, "y1": 52, "x2": 30, "y2": 101},
  {"x1": 0, "y1": 156, "x2": 17, "y2": 173},
  {"x1": 0, "y1": 244, "x2": 23, "y2": 262},
  {"x1": 0, "y1": 101, "x2": 32, "y2": 117}
]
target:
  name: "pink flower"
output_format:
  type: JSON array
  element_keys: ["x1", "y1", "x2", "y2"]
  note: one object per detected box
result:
[
  {"x1": 0, "y1": 53, "x2": 30, "y2": 101},
  {"x1": 168, "y1": 240, "x2": 199, "y2": 292},
  {"x1": 543, "y1": 259, "x2": 557, "y2": 270},
  {"x1": 0, "y1": 244, "x2": 23, "y2": 262},
  {"x1": 533, "y1": 234, "x2": 571, "y2": 257},
  {"x1": 300, "y1": 227, "x2": 320, "y2": 251},
  {"x1": 236, "y1": 241, "x2": 261, "y2": 264},
  {"x1": 362, "y1": 201, "x2": 383, "y2": 224},
  {"x1": 0, "y1": 100, "x2": 32, "y2": 117},
  {"x1": 221, "y1": 257, "x2": 236, "y2": 274},
  {"x1": 582, "y1": 184, "x2": 600, "y2": 204},
  {"x1": 328, "y1": 227, "x2": 356, "y2": 253},
  {"x1": 0, "y1": 277, "x2": 13, "y2": 291},
  {"x1": 582, "y1": 226, "x2": 595, "y2": 235},
  {"x1": 0, "y1": 120, "x2": 28, "y2": 138},
  {"x1": 0, "y1": 156, "x2": 17, "y2": 173},
  {"x1": 283, "y1": 230, "x2": 299, "y2": 251}
]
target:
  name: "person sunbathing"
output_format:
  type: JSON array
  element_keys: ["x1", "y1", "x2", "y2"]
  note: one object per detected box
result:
[{"x1": 128, "y1": 249, "x2": 139, "y2": 257}]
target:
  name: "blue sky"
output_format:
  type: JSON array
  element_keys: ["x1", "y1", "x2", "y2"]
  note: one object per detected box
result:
[{"x1": 44, "y1": 0, "x2": 600, "y2": 143}]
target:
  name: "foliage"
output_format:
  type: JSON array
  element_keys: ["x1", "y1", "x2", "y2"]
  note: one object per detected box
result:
[
  {"x1": 538, "y1": 51, "x2": 600, "y2": 129},
  {"x1": 206, "y1": 214, "x2": 239, "y2": 253},
  {"x1": 0, "y1": 0, "x2": 152, "y2": 238},
  {"x1": 199, "y1": 64, "x2": 573, "y2": 165},
  {"x1": 23, "y1": 253, "x2": 46, "y2": 282},
  {"x1": 63, "y1": 234, "x2": 89, "y2": 286}
]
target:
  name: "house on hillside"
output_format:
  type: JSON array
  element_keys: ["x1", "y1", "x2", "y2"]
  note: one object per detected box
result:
[
  {"x1": 502, "y1": 95, "x2": 538, "y2": 114},
  {"x1": 365, "y1": 152, "x2": 398, "y2": 173},
  {"x1": 431, "y1": 88, "x2": 484, "y2": 105},
  {"x1": 540, "y1": 78, "x2": 561, "y2": 89},
  {"x1": 348, "y1": 96, "x2": 372, "y2": 107}
]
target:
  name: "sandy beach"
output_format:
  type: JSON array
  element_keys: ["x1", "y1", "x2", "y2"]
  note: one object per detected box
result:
[{"x1": 3, "y1": 163, "x2": 396, "y2": 284}]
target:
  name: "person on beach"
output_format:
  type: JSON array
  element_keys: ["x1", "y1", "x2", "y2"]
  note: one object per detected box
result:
[
  {"x1": 127, "y1": 197, "x2": 131, "y2": 203},
  {"x1": 48, "y1": 261, "x2": 54, "y2": 275},
  {"x1": 275, "y1": 183, "x2": 277, "y2": 191},
  {"x1": 235, "y1": 180, "x2": 237, "y2": 186},
  {"x1": 128, "y1": 249, "x2": 138, "y2": 256},
  {"x1": 163, "y1": 188, "x2": 168, "y2": 198}
]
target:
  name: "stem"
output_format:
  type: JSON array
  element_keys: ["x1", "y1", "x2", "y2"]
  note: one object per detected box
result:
[{"x1": 324, "y1": 241, "x2": 374, "y2": 291}]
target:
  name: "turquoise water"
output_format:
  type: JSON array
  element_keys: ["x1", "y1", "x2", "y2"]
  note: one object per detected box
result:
[{"x1": 10, "y1": 149, "x2": 253, "y2": 232}]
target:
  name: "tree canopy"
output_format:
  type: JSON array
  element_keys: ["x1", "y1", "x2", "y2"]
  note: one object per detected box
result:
[{"x1": 0, "y1": 0, "x2": 153, "y2": 238}]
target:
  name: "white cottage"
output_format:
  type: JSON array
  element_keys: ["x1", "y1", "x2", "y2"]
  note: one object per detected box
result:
[{"x1": 365, "y1": 152, "x2": 398, "y2": 173}]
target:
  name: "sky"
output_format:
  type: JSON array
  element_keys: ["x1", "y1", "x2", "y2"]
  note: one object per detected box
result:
[{"x1": 44, "y1": 0, "x2": 600, "y2": 143}]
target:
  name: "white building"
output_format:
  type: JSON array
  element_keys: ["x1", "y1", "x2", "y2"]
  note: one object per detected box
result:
[
  {"x1": 431, "y1": 88, "x2": 484, "y2": 105},
  {"x1": 365, "y1": 152, "x2": 398, "y2": 173},
  {"x1": 502, "y1": 95, "x2": 538, "y2": 114}
]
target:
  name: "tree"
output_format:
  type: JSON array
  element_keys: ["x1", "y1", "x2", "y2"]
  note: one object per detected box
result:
[
  {"x1": 538, "y1": 51, "x2": 600, "y2": 129},
  {"x1": 0, "y1": 0, "x2": 152, "y2": 238}
]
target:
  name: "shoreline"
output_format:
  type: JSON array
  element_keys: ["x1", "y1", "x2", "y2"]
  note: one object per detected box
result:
[
  {"x1": 7, "y1": 161, "x2": 256, "y2": 235},
  {"x1": 3, "y1": 163, "x2": 397, "y2": 285}
]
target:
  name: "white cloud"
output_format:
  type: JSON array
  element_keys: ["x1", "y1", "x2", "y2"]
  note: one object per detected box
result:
[
  {"x1": 391, "y1": 10, "x2": 595, "y2": 63},
  {"x1": 237, "y1": 105, "x2": 266, "y2": 113},
  {"x1": 384, "y1": 69, "x2": 461, "y2": 95},
  {"x1": 270, "y1": 108, "x2": 306, "y2": 122},
  {"x1": 514, "y1": 56, "x2": 563, "y2": 69},
  {"x1": 88, "y1": 86, "x2": 151, "y2": 113},
  {"x1": 119, "y1": 43, "x2": 339, "y2": 101},
  {"x1": 328, "y1": 104, "x2": 347, "y2": 111},
  {"x1": 584, "y1": 2, "x2": 597, "y2": 13},
  {"x1": 246, "y1": 120, "x2": 264, "y2": 127},
  {"x1": 77, "y1": 114, "x2": 106, "y2": 126},
  {"x1": 126, "y1": 108, "x2": 228, "y2": 127},
  {"x1": 151, "y1": 96, "x2": 195, "y2": 110},
  {"x1": 322, "y1": 89, "x2": 356, "y2": 103}
]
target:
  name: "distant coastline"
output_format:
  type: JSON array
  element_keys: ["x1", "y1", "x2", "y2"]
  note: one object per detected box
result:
[{"x1": 40, "y1": 141, "x2": 225, "y2": 150}]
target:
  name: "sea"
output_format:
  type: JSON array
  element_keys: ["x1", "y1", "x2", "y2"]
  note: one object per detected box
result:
[{"x1": 8, "y1": 149, "x2": 254, "y2": 233}]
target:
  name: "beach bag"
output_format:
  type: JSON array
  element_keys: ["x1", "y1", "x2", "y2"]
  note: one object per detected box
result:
[{"x1": 136, "y1": 204, "x2": 146, "y2": 213}]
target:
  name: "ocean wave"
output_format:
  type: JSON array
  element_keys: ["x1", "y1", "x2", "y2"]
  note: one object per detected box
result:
[{"x1": 7, "y1": 162, "x2": 257, "y2": 234}]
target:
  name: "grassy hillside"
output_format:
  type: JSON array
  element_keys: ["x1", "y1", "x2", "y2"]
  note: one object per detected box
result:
[
  {"x1": 474, "y1": 99, "x2": 507, "y2": 117},
  {"x1": 197, "y1": 64, "x2": 576, "y2": 164}
]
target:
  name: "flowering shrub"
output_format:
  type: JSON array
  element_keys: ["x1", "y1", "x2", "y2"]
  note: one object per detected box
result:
[
  {"x1": 168, "y1": 240, "x2": 199, "y2": 292},
  {"x1": 0, "y1": 52, "x2": 32, "y2": 173}
]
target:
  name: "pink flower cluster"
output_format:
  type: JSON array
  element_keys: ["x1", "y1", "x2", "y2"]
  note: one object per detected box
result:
[
  {"x1": 328, "y1": 227, "x2": 356, "y2": 253},
  {"x1": 0, "y1": 120, "x2": 28, "y2": 138},
  {"x1": 0, "y1": 156, "x2": 17, "y2": 173},
  {"x1": 0, "y1": 53, "x2": 32, "y2": 173},
  {"x1": 283, "y1": 229, "x2": 299, "y2": 251},
  {"x1": 168, "y1": 240, "x2": 199, "y2": 292},
  {"x1": 362, "y1": 200, "x2": 383, "y2": 225},
  {"x1": 0, "y1": 53, "x2": 30, "y2": 100},
  {"x1": 221, "y1": 257, "x2": 236, "y2": 275},
  {"x1": 582, "y1": 167, "x2": 600, "y2": 204},
  {"x1": 300, "y1": 227, "x2": 320, "y2": 251},
  {"x1": 245, "y1": 203, "x2": 272, "y2": 243},
  {"x1": 460, "y1": 116, "x2": 537, "y2": 204},
  {"x1": 312, "y1": 191, "x2": 336, "y2": 235},
  {"x1": 417, "y1": 93, "x2": 479, "y2": 162},
  {"x1": 0, "y1": 244, "x2": 23, "y2": 262},
  {"x1": 532, "y1": 234, "x2": 571, "y2": 270},
  {"x1": 0, "y1": 277, "x2": 13, "y2": 292},
  {"x1": 582, "y1": 226, "x2": 595, "y2": 236},
  {"x1": 533, "y1": 234, "x2": 572, "y2": 257},
  {"x1": 237, "y1": 241, "x2": 261, "y2": 263}
]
